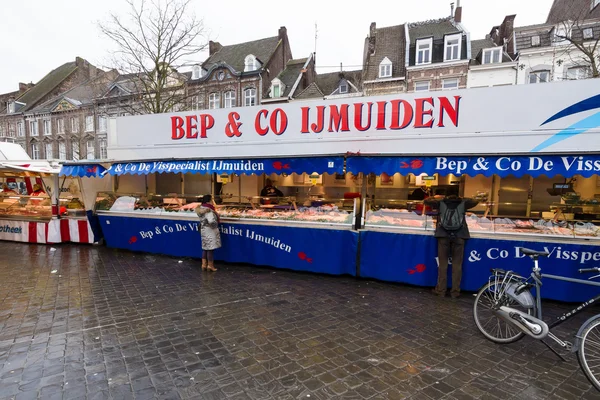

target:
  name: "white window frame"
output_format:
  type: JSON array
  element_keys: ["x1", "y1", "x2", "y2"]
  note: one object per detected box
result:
[
  {"x1": 58, "y1": 141, "x2": 66, "y2": 160},
  {"x1": 72, "y1": 141, "x2": 80, "y2": 161},
  {"x1": 192, "y1": 65, "x2": 201, "y2": 80},
  {"x1": 224, "y1": 91, "x2": 236, "y2": 108},
  {"x1": 99, "y1": 139, "x2": 107, "y2": 159},
  {"x1": 190, "y1": 95, "x2": 200, "y2": 110},
  {"x1": 29, "y1": 120, "x2": 38, "y2": 136},
  {"x1": 531, "y1": 35, "x2": 541, "y2": 46},
  {"x1": 57, "y1": 118, "x2": 64, "y2": 134},
  {"x1": 43, "y1": 119, "x2": 52, "y2": 135},
  {"x1": 529, "y1": 70, "x2": 551, "y2": 83},
  {"x1": 7, "y1": 102, "x2": 14, "y2": 114},
  {"x1": 272, "y1": 83, "x2": 281, "y2": 98},
  {"x1": 567, "y1": 66, "x2": 591, "y2": 80},
  {"x1": 31, "y1": 143, "x2": 39, "y2": 160},
  {"x1": 45, "y1": 142, "x2": 53, "y2": 159},
  {"x1": 593, "y1": 0, "x2": 600, "y2": 9},
  {"x1": 71, "y1": 117, "x2": 79, "y2": 133},
  {"x1": 244, "y1": 88, "x2": 256, "y2": 107},
  {"x1": 583, "y1": 27, "x2": 594, "y2": 40},
  {"x1": 379, "y1": 57, "x2": 393, "y2": 78},
  {"x1": 8, "y1": 123, "x2": 14, "y2": 137},
  {"x1": 339, "y1": 82, "x2": 348, "y2": 94},
  {"x1": 482, "y1": 47, "x2": 502, "y2": 64},
  {"x1": 86, "y1": 140, "x2": 95, "y2": 159},
  {"x1": 442, "y1": 78, "x2": 459, "y2": 90},
  {"x1": 0, "y1": 125, "x2": 5, "y2": 137},
  {"x1": 17, "y1": 122, "x2": 24, "y2": 137},
  {"x1": 98, "y1": 116, "x2": 107, "y2": 132},
  {"x1": 554, "y1": 25, "x2": 571, "y2": 44},
  {"x1": 414, "y1": 81, "x2": 430, "y2": 92},
  {"x1": 244, "y1": 54, "x2": 258, "y2": 72},
  {"x1": 416, "y1": 38, "x2": 433, "y2": 65},
  {"x1": 208, "y1": 93, "x2": 220, "y2": 109},
  {"x1": 444, "y1": 34, "x2": 462, "y2": 62},
  {"x1": 85, "y1": 116, "x2": 94, "y2": 132}
]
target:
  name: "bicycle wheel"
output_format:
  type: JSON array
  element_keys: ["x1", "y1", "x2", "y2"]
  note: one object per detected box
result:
[
  {"x1": 473, "y1": 280, "x2": 533, "y2": 344},
  {"x1": 577, "y1": 315, "x2": 600, "y2": 391}
]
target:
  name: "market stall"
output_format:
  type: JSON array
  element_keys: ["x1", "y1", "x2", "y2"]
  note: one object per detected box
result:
[{"x1": 97, "y1": 78, "x2": 599, "y2": 301}]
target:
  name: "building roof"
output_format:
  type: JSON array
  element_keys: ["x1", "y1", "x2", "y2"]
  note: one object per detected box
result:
[
  {"x1": 408, "y1": 18, "x2": 460, "y2": 44},
  {"x1": 15, "y1": 61, "x2": 78, "y2": 111},
  {"x1": 363, "y1": 24, "x2": 406, "y2": 81},
  {"x1": 315, "y1": 70, "x2": 362, "y2": 96},
  {"x1": 276, "y1": 58, "x2": 308, "y2": 97},
  {"x1": 469, "y1": 38, "x2": 513, "y2": 65},
  {"x1": 202, "y1": 36, "x2": 281, "y2": 73},
  {"x1": 547, "y1": 0, "x2": 600, "y2": 24},
  {"x1": 514, "y1": 22, "x2": 553, "y2": 33},
  {"x1": 294, "y1": 82, "x2": 324, "y2": 100}
]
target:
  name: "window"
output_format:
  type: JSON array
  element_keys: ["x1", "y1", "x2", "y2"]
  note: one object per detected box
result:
[
  {"x1": 43, "y1": 119, "x2": 51, "y2": 135},
  {"x1": 379, "y1": 57, "x2": 392, "y2": 78},
  {"x1": 224, "y1": 91, "x2": 236, "y2": 108},
  {"x1": 531, "y1": 35, "x2": 541, "y2": 46},
  {"x1": 85, "y1": 116, "x2": 94, "y2": 132},
  {"x1": 272, "y1": 83, "x2": 281, "y2": 98},
  {"x1": 29, "y1": 120, "x2": 38, "y2": 136},
  {"x1": 416, "y1": 38, "x2": 433, "y2": 65},
  {"x1": 58, "y1": 142, "x2": 66, "y2": 159},
  {"x1": 554, "y1": 26, "x2": 570, "y2": 43},
  {"x1": 567, "y1": 66, "x2": 591, "y2": 80},
  {"x1": 339, "y1": 82, "x2": 348, "y2": 94},
  {"x1": 529, "y1": 70, "x2": 550, "y2": 83},
  {"x1": 71, "y1": 117, "x2": 79, "y2": 133},
  {"x1": 192, "y1": 65, "x2": 201, "y2": 80},
  {"x1": 17, "y1": 122, "x2": 24, "y2": 137},
  {"x1": 444, "y1": 34, "x2": 462, "y2": 61},
  {"x1": 244, "y1": 55, "x2": 258, "y2": 72},
  {"x1": 7, "y1": 102, "x2": 14, "y2": 114},
  {"x1": 244, "y1": 88, "x2": 256, "y2": 107},
  {"x1": 583, "y1": 27, "x2": 594, "y2": 40},
  {"x1": 8, "y1": 123, "x2": 14, "y2": 137},
  {"x1": 414, "y1": 81, "x2": 430, "y2": 92},
  {"x1": 86, "y1": 140, "x2": 95, "y2": 159},
  {"x1": 208, "y1": 93, "x2": 220, "y2": 109},
  {"x1": 57, "y1": 118, "x2": 64, "y2": 134},
  {"x1": 0, "y1": 125, "x2": 5, "y2": 137},
  {"x1": 482, "y1": 48, "x2": 502, "y2": 64},
  {"x1": 190, "y1": 95, "x2": 200, "y2": 110},
  {"x1": 442, "y1": 78, "x2": 459, "y2": 90},
  {"x1": 100, "y1": 139, "x2": 107, "y2": 159},
  {"x1": 31, "y1": 143, "x2": 39, "y2": 160},
  {"x1": 593, "y1": 0, "x2": 600, "y2": 9},
  {"x1": 72, "y1": 141, "x2": 80, "y2": 161},
  {"x1": 45, "y1": 142, "x2": 53, "y2": 159},
  {"x1": 98, "y1": 116, "x2": 107, "y2": 132}
]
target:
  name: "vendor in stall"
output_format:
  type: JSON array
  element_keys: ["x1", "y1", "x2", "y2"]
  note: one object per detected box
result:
[
  {"x1": 31, "y1": 184, "x2": 46, "y2": 196},
  {"x1": 1, "y1": 184, "x2": 17, "y2": 195},
  {"x1": 260, "y1": 178, "x2": 284, "y2": 205}
]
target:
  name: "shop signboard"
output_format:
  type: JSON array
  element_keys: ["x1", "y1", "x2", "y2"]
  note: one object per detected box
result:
[{"x1": 109, "y1": 80, "x2": 600, "y2": 160}]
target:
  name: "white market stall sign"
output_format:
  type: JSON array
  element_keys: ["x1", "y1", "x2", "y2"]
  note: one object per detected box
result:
[{"x1": 108, "y1": 79, "x2": 600, "y2": 160}]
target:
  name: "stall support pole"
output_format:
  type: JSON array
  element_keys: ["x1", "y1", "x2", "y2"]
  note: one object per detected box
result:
[{"x1": 51, "y1": 174, "x2": 60, "y2": 219}]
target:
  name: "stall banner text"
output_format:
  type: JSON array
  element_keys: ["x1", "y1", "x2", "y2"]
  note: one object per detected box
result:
[
  {"x1": 346, "y1": 154, "x2": 600, "y2": 178},
  {"x1": 99, "y1": 215, "x2": 357, "y2": 276},
  {"x1": 359, "y1": 230, "x2": 600, "y2": 303}
]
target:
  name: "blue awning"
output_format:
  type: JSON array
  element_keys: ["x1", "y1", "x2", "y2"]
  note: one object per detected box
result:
[
  {"x1": 106, "y1": 157, "x2": 344, "y2": 176},
  {"x1": 59, "y1": 164, "x2": 107, "y2": 178},
  {"x1": 346, "y1": 155, "x2": 600, "y2": 178}
]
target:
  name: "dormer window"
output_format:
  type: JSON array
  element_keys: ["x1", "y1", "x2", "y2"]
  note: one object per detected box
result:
[
  {"x1": 339, "y1": 81, "x2": 348, "y2": 94},
  {"x1": 416, "y1": 38, "x2": 432, "y2": 65},
  {"x1": 192, "y1": 65, "x2": 201, "y2": 80},
  {"x1": 554, "y1": 25, "x2": 571, "y2": 43},
  {"x1": 7, "y1": 101, "x2": 14, "y2": 114},
  {"x1": 244, "y1": 54, "x2": 259, "y2": 72},
  {"x1": 379, "y1": 57, "x2": 392, "y2": 78},
  {"x1": 270, "y1": 79, "x2": 284, "y2": 98},
  {"x1": 583, "y1": 27, "x2": 594, "y2": 40},
  {"x1": 482, "y1": 47, "x2": 502, "y2": 64},
  {"x1": 531, "y1": 35, "x2": 541, "y2": 46},
  {"x1": 444, "y1": 34, "x2": 462, "y2": 62}
]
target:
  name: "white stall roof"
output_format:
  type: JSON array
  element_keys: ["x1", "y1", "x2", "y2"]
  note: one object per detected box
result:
[{"x1": 0, "y1": 143, "x2": 31, "y2": 161}]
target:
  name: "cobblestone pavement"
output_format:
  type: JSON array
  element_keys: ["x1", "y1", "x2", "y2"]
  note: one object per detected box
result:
[{"x1": 1, "y1": 243, "x2": 600, "y2": 399}]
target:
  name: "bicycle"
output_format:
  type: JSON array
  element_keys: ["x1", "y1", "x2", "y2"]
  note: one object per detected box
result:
[{"x1": 472, "y1": 247, "x2": 600, "y2": 391}]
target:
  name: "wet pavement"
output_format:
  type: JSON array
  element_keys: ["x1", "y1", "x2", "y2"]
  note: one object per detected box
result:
[{"x1": 1, "y1": 242, "x2": 600, "y2": 399}]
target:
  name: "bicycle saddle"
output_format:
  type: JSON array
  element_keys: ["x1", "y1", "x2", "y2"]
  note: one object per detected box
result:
[{"x1": 519, "y1": 247, "x2": 550, "y2": 257}]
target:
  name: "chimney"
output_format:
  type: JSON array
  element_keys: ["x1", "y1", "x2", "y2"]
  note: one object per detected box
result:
[
  {"x1": 500, "y1": 14, "x2": 517, "y2": 56},
  {"x1": 18, "y1": 83, "x2": 28, "y2": 92},
  {"x1": 209, "y1": 41, "x2": 222, "y2": 55},
  {"x1": 278, "y1": 26, "x2": 287, "y2": 41},
  {"x1": 369, "y1": 22, "x2": 377, "y2": 55},
  {"x1": 450, "y1": 2, "x2": 455, "y2": 17},
  {"x1": 75, "y1": 56, "x2": 86, "y2": 68},
  {"x1": 454, "y1": 1, "x2": 462, "y2": 23}
]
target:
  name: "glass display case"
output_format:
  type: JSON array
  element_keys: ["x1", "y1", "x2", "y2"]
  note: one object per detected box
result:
[
  {"x1": 0, "y1": 193, "x2": 52, "y2": 220},
  {"x1": 94, "y1": 192, "x2": 358, "y2": 227},
  {"x1": 363, "y1": 198, "x2": 600, "y2": 240}
]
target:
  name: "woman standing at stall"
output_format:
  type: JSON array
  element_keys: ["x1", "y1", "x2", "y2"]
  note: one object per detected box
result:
[{"x1": 195, "y1": 195, "x2": 221, "y2": 272}]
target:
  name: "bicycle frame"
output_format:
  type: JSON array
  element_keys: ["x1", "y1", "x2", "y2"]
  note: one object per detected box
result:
[{"x1": 528, "y1": 257, "x2": 600, "y2": 329}]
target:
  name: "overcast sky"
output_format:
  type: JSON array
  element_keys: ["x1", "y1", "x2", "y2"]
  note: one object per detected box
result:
[{"x1": 0, "y1": 0, "x2": 553, "y2": 94}]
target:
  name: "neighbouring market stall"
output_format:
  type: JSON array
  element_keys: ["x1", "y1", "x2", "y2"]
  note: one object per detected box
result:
[
  {"x1": 91, "y1": 79, "x2": 599, "y2": 301},
  {"x1": 0, "y1": 143, "x2": 95, "y2": 244}
]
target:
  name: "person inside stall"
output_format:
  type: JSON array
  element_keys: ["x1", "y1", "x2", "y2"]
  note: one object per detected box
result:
[
  {"x1": 0, "y1": 184, "x2": 17, "y2": 195},
  {"x1": 31, "y1": 184, "x2": 46, "y2": 196},
  {"x1": 260, "y1": 178, "x2": 284, "y2": 205},
  {"x1": 409, "y1": 186, "x2": 431, "y2": 215},
  {"x1": 425, "y1": 194, "x2": 479, "y2": 298}
]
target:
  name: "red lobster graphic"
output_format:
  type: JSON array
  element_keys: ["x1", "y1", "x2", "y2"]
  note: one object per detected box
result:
[
  {"x1": 407, "y1": 263, "x2": 426, "y2": 275},
  {"x1": 298, "y1": 252, "x2": 313, "y2": 263},
  {"x1": 128, "y1": 236, "x2": 138, "y2": 245},
  {"x1": 400, "y1": 159, "x2": 424, "y2": 169},
  {"x1": 272, "y1": 161, "x2": 290, "y2": 171}
]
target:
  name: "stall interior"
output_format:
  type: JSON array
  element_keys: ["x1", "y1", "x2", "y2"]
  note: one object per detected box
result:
[
  {"x1": 96, "y1": 171, "x2": 363, "y2": 226},
  {"x1": 363, "y1": 172, "x2": 600, "y2": 240}
]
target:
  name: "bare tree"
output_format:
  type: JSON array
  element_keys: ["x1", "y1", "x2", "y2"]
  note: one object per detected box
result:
[{"x1": 99, "y1": 0, "x2": 208, "y2": 114}]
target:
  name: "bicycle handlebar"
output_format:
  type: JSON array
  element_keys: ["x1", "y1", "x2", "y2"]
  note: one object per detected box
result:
[{"x1": 579, "y1": 267, "x2": 600, "y2": 274}]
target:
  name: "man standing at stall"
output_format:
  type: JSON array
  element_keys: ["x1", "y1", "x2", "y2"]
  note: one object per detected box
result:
[{"x1": 425, "y1": 195, "x2": 479, "y2": 298}]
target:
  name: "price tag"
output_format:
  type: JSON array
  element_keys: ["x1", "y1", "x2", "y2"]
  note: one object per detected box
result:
[{"x1": 220, "y1": 174, "x2": 229, "y2": 184}]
